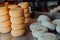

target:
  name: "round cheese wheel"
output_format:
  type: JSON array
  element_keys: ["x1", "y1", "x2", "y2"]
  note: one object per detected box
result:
[
  {"x1": 30, "y1": 22, "x2": 42, "y2": 31},
  {"x1": 8, "y1": 4, "x2": 20, "y2": 9},
  {"x1": 0, "y1": 15, "x2": 10, "y2": 22},
  {"x1": 56, "y1": 25, "x2": 60, "y2": 33},
  {"x1": 50, "y1": 8, "x2": 57, "y2": 13},
  {"x1": 18, "y1": 2, "x2": 29, "y2": 9},
  {"x1": 38, "y1": 33, "x2": 57, "y2": 40},
  {"x1": 54, "y1": 8, "x2": 58, "y2": 11},
  {"x1": 37, "y1": 15, "x2": 50, "y2": 22},
  {"x1": 11, "y1": 24, "x2": 25, "y2": 30},
  {"x1": 32, "y1": 27, "x2": 48, "y2": 38},
  {"x1": 25, "y1": 17, "x2": 31, "y2": 23},
  {"x1": 57, "y1": 6, "x2": 60, "y2": 10},
  {"x1": 0, "y1": 7, "x2": 9, "y2": 16},
  {"x1": 24, "y1": 8, "x2": 29, "y2": 13},
  {"x1": 49, "y1": 8, "x2": 58, "y2": 15},
  {"x1": 24, "y1": 13, "x2": 30, "y2": 18},
  {"x1": 0, "y1": 20, "x2": 11, "y2": 27},
  {"x1": 41, "y1": 21, "x2": 55, "y2": 30},
  {"x1": 52, "y1": 19, "x2": 60, "y2": 25},
  {"x1": 5, "y1": 2, "x2": 9, "y2": 7},
  {"x1": 10, "y1": 17, "x2": 25, "y2": 24},
  {"x1": 11, "y1": 29, "x2": 25, "y2": 37},
  {"x1": 0, "y1": 27, "x2": 11, "y2": 33},
  {"x1": 9, "y1": 8, "x2": 24, "y2": 17}
]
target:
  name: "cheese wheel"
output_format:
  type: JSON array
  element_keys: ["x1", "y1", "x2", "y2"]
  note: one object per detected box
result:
[
  {"x1": 57, "y1": 6, "x2": 60, "y2": 10},
  {"x1": 0, "y1": 15, "x2": 10, "y2": 22},
  {"x1": 0, "y1": 7, "x2": 9, "y2": 16},
  {"x1": 10, "y1": 17, "x2": 25, "y2": 24},
  {"x1": 52, "y1": 19, "x2": 60, "y2": 25},
  {"x1": 32, "y1": 27, "x2": 48, "y2": 38},
  {"x1": 0, "y1": 20, "x2": 11, "y2": 27},
  {"x1": 25, "y1": 17, "x2": 31, "y2": 23},
  {"x1": 49, "y1": 9, "x2": 57, "y2": 15},
  {"x1": 0, "y1": 27, "x2": 11, "y2": 33},
  {"x1": 8, "y1": 4, "x2": 20, "y2": 9},
  {"x1": 11, "y1": 24, "x2": 25, "y2": 30},
  {"x1": 30, "y1": 22, "x2": 41, "y2": 31},
  {"x1": 54, "y1": 8, "x2": 58, "y2": 11},
  {"x1": 41, "y1": 21, "x2": 55, "y2": 30},
  {"x1": 37, "y1": 15, "x2": 50, "y2": 22},
  {"x1": 11, "y1": 29, "x2": 25, "y2": 37},
  {"x1": 5, "y1": 2, "x2": 9, "y2": 7},
  {"x1": 18, "y1": 2, "x2": 29, "y2": 9},
  {"x1": 9, "y1": 8, "x2": 24, "y2": 17},
  {"x1": 56, "y1": 25, "x2": 60, "y2": 33},
  {"x1": 24, "y1": 13, "x2": 30, "y2": 18},
  {"x1": 24, "y1": 8, "x2": 29, "y2": 13},
  {"x1": 38, "y1": 33, "x2": 57, "y2": 40}
]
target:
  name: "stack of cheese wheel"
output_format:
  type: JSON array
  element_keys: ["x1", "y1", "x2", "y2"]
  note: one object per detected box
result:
[
  {"x1": 9, "y1": 8, "x2": 25, "y2": 37},
  {"x1": 0, "y1": 7, "x2": 11, "y2": 33},
  {"x1": 18, "y1": 2, "x2": 31, "y2": 23}
]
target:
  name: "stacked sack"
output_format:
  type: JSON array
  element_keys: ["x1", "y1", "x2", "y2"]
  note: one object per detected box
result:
[
  {"x1": 9, "y1": 8, "x2": 25, "y2": 37},
  {"x1": 0, "y1": 7, "x2": 11, "y2": 33},
  {"x1": 18, "y1": 2, "x2": 31, "y2": 23}
]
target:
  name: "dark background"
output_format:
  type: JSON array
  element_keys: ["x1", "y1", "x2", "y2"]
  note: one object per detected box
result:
[{"x1": 0, "y1": 0, "x2": 58, "y2": 12}]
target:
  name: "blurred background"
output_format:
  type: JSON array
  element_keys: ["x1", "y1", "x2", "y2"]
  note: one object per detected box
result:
[{"x1": 0, "y1": 0, "x2": 58, "y2": 12}]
